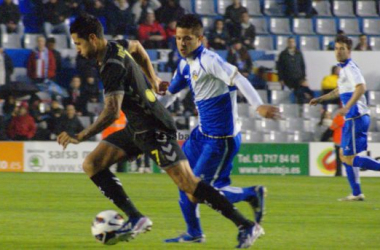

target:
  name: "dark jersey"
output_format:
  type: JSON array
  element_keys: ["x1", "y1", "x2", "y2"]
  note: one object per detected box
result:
[{"x1": 99, "y1": 40, "x2": 176, "y2": 133}]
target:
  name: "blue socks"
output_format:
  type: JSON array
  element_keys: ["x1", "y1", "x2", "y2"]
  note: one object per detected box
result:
[
  {"x1": 344, "y1": 163, "x2": 362, "y2": 196},
  {"x1": 353, "y1": 156, "x2": 380, "y2": 171}
]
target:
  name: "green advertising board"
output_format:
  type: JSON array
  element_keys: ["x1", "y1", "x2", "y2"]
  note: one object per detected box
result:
[{"x1": 232, "y1": 143, "x2": 309, "y2": 175}]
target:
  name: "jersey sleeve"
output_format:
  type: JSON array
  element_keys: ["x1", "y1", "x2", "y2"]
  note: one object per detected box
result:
[
  {"x1": 207, "y1": 54, "x2": 238, "y2": 86},
  {"x1": 350, "y1": 65, "x2": 366, "y2": 85},
  {"x1": 101, "y1": 62, "x2": 126, "y2": 96},
  {"x1": 168, "y1": 61, "x2": 188, "y2": 94}
]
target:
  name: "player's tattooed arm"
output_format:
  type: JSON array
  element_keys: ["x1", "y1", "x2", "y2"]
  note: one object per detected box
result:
[
  {"x1": 310, "y1": 88, "x2": 339, "y2": 105},
  {"x1": 77, "y1": 94, "x2": 123, "y2": 141}
]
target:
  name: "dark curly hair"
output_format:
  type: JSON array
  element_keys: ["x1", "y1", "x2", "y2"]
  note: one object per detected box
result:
[
  {"x1": 335, "y1": 34, "x2": 352, "y2": 50},
  {"x1": 70, "y1": 14, "x2": 104, "y2": 40},
  {"x1": 177, "y1": 14, "x2": 203, "y2": 36}
]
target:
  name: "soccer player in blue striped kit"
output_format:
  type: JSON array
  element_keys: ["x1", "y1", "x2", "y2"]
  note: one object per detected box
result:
[
  {"x1": 311, "y1": 35, "x2": 380, "y2": 201},
  {"x1": 158, "y1": 14, "x2": 279, "y2": 243}
]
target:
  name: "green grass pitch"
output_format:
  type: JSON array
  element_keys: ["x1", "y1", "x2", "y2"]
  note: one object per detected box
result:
[{"x1": 1, "y1": 173, "x2": 380, "y2": 250}]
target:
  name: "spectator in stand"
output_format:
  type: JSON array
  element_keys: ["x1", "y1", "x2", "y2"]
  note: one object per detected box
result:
[
  {"x1": 165, "y1": 20, "x2": 177, "y2": 49},
  {"x1": 28, "y1": 95, "x2": 51, "y2": 140},
  {"x1": 355, "y1": 34, "x2": 372, "y2": 51},
  {"x1": 0, "y1": 47, "x2": 14, "y2": 85},
  {"x1": 208, "y1": 19, "x2": 230, "y2": 50},
  {"x1": 2, "y1": 95, "x2": 16, "y2": 120},
  {"x1": 132, "y1": 0, "x2": 161, "y2": 24},
  {"x1": 46, "y1": 37, "x2": 62, "y2": 73},
  {"x1": 277, "y1": 36, "x2": 314, "y2": 104},
  {"x1": 55, "y1": 104, "x2": 84, "y2": 136},
  {"x1": 65, "y1": 0, "x2": 83, "y2": 16},
  {"x1": 251, "y1": 67, "x2": 267, "y2": 90},
  {"x1": 64, "y1": 75, "x2": 87, "y2": 114},
  {"x1": 138, "y1": 9, "x2": 167, "y2": 48},
  {"x1": 156, "y1": 0, "x2": 184, "y2": 25},
  {"x1": 227, "y1": 39, "x2": 253, "y2": 78},
  {"x1": 48, "y1": 107, "x2": 64, "y2": 139},
  {"x1": 321, "y1": 65, "x2": 340, "y2": 105},
  {"x1": 76, "y1": 53, "x2": 97, "y2": 84},
  {"x1": 238, "y1": 11, "x2": 255, "y2": 50},
  {"x1": 106, "y1": 0, "x2": 134, "y2": 36},
  {"x1": 43, "y1": 0, "x2": 71, "y2": 41},
  {"x1": 7, "y1": 102, "x2": 37, "y2": 141},
  {"x1": 83, "y1": 0, "x2": 105, "y2": 17},
  {"x1": 82, "y1": 73, "x2": 100, "y2": 102},
  {"x1": 0, "y1": 0, "x2": 23, "y2": 36},
  {"x1": 27, "y1": 36, "x2": 57, "y2": 84},
  {"x1": 224, "y1": 0, "x2": 248, "y2": 38},
  {"x1": 286, "y1": 0, "x2": 313, "y2": 17}
]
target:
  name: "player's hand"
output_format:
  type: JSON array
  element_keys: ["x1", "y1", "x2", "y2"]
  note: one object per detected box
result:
[
  {"x1": 57, "y1": 132, "x2": 80, "y2": 150},
  {"x1": 154, "y1": 77, "x2": 170, "y2": 96},
  {"x1": 309, "y1": 97, "x2": 321, "y2": 106},
  {"x1": 336, "y1": 107, "x2": 349, "y2": 117},
  {"x1": 256, "y1": 105, "x2": 280, "y2": 119}
]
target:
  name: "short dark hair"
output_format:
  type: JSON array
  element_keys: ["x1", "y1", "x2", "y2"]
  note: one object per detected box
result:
[
  {"x1": 177, "y1": 14, "x2": 203, "y2": 36},
  {"x1": 70, "y1": 14, "x2": 104, "y2": 40},
  {"x1": 335, "y1": 34, "x2": 352, "y2": 50},
  {"x1": 47, "y1": 37, "x2": 56, "y2": 44}
]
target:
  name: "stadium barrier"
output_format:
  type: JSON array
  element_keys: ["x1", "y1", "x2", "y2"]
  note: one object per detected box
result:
[{"x1": 1, "y1": 141, "x2": 380, "y2": 177}]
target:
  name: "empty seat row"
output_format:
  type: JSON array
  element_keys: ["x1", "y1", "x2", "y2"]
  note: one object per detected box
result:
[
  {"x1": 1, "y1": 34, "x2": 70, "y2": 49},
  {"x1": 182, "y1": 0, "x2": 380, "y2": 17}
]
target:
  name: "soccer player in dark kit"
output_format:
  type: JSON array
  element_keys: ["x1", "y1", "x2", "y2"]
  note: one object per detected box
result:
[{"x1": 57, "y1": 15, "x2": 263, "y2": 248}]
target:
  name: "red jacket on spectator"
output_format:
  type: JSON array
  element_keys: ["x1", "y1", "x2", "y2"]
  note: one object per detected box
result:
[
  {"x1": 166, "y1": 27, "x2": 175, "y2": 40},
  {"x1": 138, "y1": 21, "x2": 167, "y2": 43},
  {"x1": 27, "y1": 48, "x2": 57, "y2": 80},
  {"x1": 7, "y1": 113, "x2": 37, "y2": 139}
]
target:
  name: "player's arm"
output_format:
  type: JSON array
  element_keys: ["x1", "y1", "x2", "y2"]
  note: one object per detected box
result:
[
  {"x1": 337, "y1": 84, "x2": 366, "y2": 116},
  {"x1": 309, "y1": 88, "x2": 340, "y2": 105},
  {"x1": 58, "y1": 94, "x2": 123, "y2": 149},
  {"x1": 127, "y1": 40, "x2": 167, "y2": 94}
]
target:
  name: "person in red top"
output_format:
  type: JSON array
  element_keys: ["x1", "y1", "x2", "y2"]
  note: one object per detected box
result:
[
  {"x1": 7, "y1": 102, "x2": 37, "y2": 140},
  {"x1": 27, "y1": 36, "x2": 57, "y2": 83},
  {"x1": 138, "y1": 9, "x2": 167, "y2": 48},
  {"x1": 165, "y1": 19, "x2": 176, "y2": 49},
  {"x1": 330, "y1": 113, "x2": 345, "y2": 176}
]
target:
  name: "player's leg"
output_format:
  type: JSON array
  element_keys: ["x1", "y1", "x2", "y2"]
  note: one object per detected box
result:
[{"x1": 338, "y1": 119, "x2": 364, "y2": 201}]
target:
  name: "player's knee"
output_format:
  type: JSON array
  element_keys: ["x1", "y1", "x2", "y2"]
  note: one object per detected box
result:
[
  {"x1": 341, "y1": 155, "x2": 354, "y2": 166},
  {"x1": 82, "y1": 157, "x2": 96, "y2": 176}
]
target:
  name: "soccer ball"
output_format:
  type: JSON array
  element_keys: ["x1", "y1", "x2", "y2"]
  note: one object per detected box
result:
[{"x1": 91, "y1": 210, "x2": 125, "y2": 245}]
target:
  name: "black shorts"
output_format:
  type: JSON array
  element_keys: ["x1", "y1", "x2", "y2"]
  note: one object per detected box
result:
[{"x1": 103, "y1": 127, "x2": 186, "y2": 168}]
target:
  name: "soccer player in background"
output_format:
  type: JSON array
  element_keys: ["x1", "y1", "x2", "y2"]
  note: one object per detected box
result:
[
  {"x1": 57, "y1": 14, "x2": 262, "y2": 248},
  {"x1": 157, "y1": 14, "x2": 279, "y2": 243},
  {"x1": 310, "y1": 35, "x2": 380, "y2": 201}
]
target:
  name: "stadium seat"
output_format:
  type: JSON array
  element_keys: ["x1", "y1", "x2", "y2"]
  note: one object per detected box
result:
[
  {"x1": 322, "y1": 35, "x2": 335, "y2": 50},
  {"x1": 269, "y1": 17, "x2": 292, "y2": 35},
  {"x1": 217, "y1": 0, "x2": 229, "y2": 15},
  {"x1": 275, "y1": 35, "x2": 290, "y2": 51},
  {"x1": 369, "y1": 36, "x2": 380, "y2": 50},
  {"x1": 11, "y1": 68, "x2": 31, "y2": 84},
  {"x1": 270, "y1": 90, "x2": 291, "y2": 105},
  {"x1": 368, "y1": 132, "x2": 380, "y2": 142},
  {"x1": 255, "y1": 119, "x2": 279, "y2": 132},
  {"x1": 348, "y1": 35, "x2": 359, "y2": 48},
  {"x1": 326, "y1": 104, "x2": 340, "y2": 113},
  {"x1": 23, "y1": 34, "x2": 41, "y2": 49},
  {"x1": 339, "y1": 18, "x2": 361, "y2": 35},
  {"x1": 237, "y1": 103, "x2": 249, "y2": 117},
  {"x1": 332, "y1": 0, "x2": 355, "y2": 17},
  {"x1": 250, "y1": 17, "x2": 269, "y2": 34},
  {"x1": 287, "y1": 131, "x2": 312, "y2": 142},
  {"x1": 315, "y1": 18, "x2": 337, "y2": 35},
  {"x1": 263, "y1": 130, "x2": 287, "y2": 143},
  {"x1": 78, "y1": 116, "x2": 91, "y2": 128},
  {"x1": 257, "y1": 89, "x2": 269, "y2": 104},
  {"x1": 293, "y1": 18, "x2": 314, "y2": 35},
  {"x1": 242, "y1": 0, "x2": 262, "y2": 16},
  {"x1": 312, "y1": 0, "x2": 332, "y2": 16},
  {"x1": 195, "y1": 0, "x2": 216, "y2": 15},
  {"x1": 201, "y1": 17, "x2": 215, "y2": 32},
  {"x1": 302, "y1": 104, "x2": 323, "y2": 119},
  {"x1": 1, "y1": 34, "x2": 21, "y2": 48},
  {"x1": 180, "y1": 0, "x2": 193, "y2": 13},
  {"x1": 87, "y1": 103, "x2": 104, "y2": 116},
  {"x1": 356, "y1": 0, "x2": 379, "y2": 17},
  {"x1": 49, "y1": 34, "x2": 69, "y2": 49},
  {"x1": 242, "y1": 130, "x2": 263, "y2": 143},
  {"x1": 363, "y1": 18, "x2": 380, "y2": 35},
  {"x1": 239, "y1": 117, "x2": 256, "y2": 131},
  {"x1": 299, "y1": 36, "x2": 321, "y2": 51},
  {"x1": 368, "y1": 91, "x2": 380, "y2": 105},
  {"x1": 278, "y1": 104, "x2": 300, "y2": 118},
  {"x1": 368, "y1": 117, "x2": 377, "y2": 132},
  {"x1": 189, "y1": 116, "x2": 198, "y2": 131},
  {"x1": 263, "y1": 0, "x2": 285, "y2": 16},
  {"x1": 254, "y1": 35, "x2": 274, "y2": 50},
  {"x1": 283, "y1": 118, "x2": 305, "y2": 132}
]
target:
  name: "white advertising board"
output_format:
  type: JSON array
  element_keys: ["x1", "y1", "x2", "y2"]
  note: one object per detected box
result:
[{"x1": 24, "y1": 142, "x2": 98, "y2": 173}]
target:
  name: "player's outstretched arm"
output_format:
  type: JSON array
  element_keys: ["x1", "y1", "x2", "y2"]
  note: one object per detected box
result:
[
  {"x1": 309, "y1": 88, "x2": 340, "y2": 105},
  {"x1": 77, "y1": 94, "x2": 123, "y2": 142},
  {"x1": 127, "y1": 40, "x2": 167, "y2": 94},
  {"x1": 233, "y1": 72, "x2": 279, "y2": 119}
]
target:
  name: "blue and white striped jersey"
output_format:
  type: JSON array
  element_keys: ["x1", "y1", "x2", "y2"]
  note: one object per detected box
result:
[
  {"x1": 169, "y1": 45, "x2": 240, "y2": 137},
  {"x1": 338, "y1": 59, "x2": 369, "y2": 119}
]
